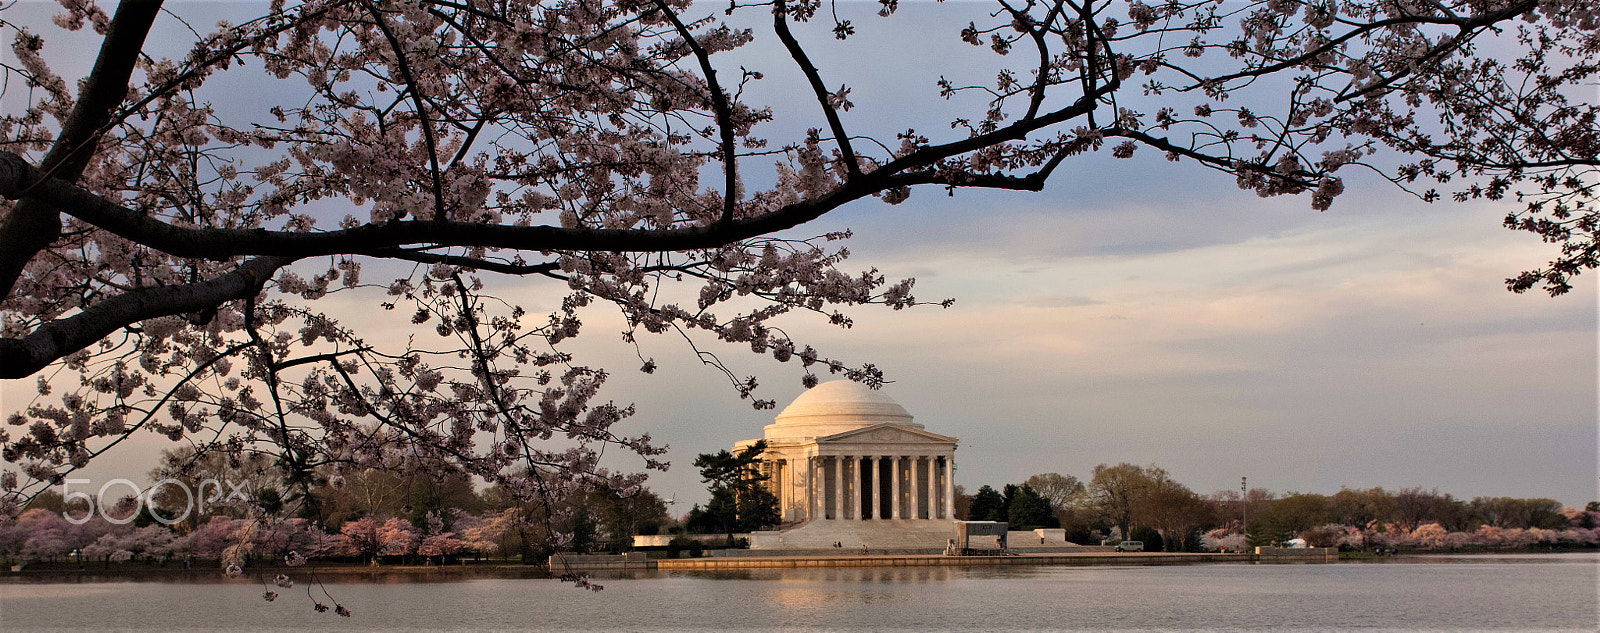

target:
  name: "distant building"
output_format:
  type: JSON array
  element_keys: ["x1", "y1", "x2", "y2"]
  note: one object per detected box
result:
[{"x1": 732, "y1": 381, "x2": 958, "y2": 549}]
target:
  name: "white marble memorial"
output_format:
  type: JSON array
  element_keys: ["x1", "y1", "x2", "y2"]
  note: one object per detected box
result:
[{"x1": 733, "y1": 381, "x2": 958, "y2": 549}]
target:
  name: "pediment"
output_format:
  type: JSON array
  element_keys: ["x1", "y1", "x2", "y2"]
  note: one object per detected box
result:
[{"x1": 818, "y1": 423, "x2": 956, "y2": 445}]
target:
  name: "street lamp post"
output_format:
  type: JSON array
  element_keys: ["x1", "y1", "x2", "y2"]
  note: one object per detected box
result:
[{"x1": 1240, "y1": 476, "x2": 1248, "y2": 551}]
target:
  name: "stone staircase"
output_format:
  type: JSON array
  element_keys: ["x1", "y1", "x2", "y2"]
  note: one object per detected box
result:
[{"x1": 751, "y1": 519, "x2": 955, "y2": 550}]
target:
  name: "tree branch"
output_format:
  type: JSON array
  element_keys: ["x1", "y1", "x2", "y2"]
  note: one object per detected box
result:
[
  {"x1": 652, "y1": 0, "x2": 742, "y2": 224},
  {"x1": 0, "y1": 149, "x2": 880, "y2": 259},
  {"x1": 0, "y1": 0, "x2": 164, "y2": 301},
  {"x1": 0, "y1": 256, "x2": 290, "y2": 379},
  {"x1": 772, "y1": 0, "x2": 859, "y2": 178},
  {"x1": 361, "y1": 0, "x2": 449, "y2": 222}
]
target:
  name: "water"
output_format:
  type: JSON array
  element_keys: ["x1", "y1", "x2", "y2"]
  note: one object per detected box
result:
[{"x1": 1, "y1": 553, "x2": 1595, "y2": 631}]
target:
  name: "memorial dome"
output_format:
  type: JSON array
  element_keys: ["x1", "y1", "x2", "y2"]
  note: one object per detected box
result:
[{"x1": 763, "y1": 380, "x2": 921, "y2": 440}]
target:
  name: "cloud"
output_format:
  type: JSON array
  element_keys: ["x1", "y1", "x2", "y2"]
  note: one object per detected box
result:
[
  {"x1": 738, "y1": 197, "x2": 1595, "y2": 505},
  {"x1": 1021, "y1": 295, "x2": 1104, "y2": 308}
]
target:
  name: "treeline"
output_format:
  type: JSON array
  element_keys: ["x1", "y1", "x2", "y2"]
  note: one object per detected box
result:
[
  {"x1": 1, "y1": 448, "x2": 673, "y2": 568},
  {"x1": 960, "y1": 463, "x2": 1600, "y2": 553}
]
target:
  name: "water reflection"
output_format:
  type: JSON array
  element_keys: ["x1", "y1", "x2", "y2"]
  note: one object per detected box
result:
[
  {"x1": 2, "y1": 565, "x2": 554, "y2": 585},
  {"x1": 692, "y1": 566, "x2": 959, "y2": 584},
  {"x1": 1, "y1": 553, "x2": 1593, "y2": 631}
]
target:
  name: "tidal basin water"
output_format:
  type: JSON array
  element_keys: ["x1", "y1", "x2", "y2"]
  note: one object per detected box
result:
[{"x1": 1, "y1": 553, "x2": 1595, "y2": 631}]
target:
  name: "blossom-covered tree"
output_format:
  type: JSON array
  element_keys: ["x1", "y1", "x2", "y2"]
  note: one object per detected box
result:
[
  {"x1": 1, "y1": 0, "x2": 1595, "y2": 541},
  {"x1": 454, "y1": 509, "x2": 514, "y2": 559},
  {"x1": 337, "y1": 516, "x2": 382, "y2": 564},
  {"x1": 1200, "y1": 527, "x2": 1246, "y2": 552},
  {"x1": 187, "y1": 515, "x2": 243, "y2": 561},
  {"x1": 376, "y1": 517, "x2": 419, "y2": 557},
  {"x1": 13, "y1": 508, "x2": 72, "y2": 562},
  {"x1": 79, "y1": 532, "x2": 128, "y2": 564},
  {"x1": 416, "y1": 512, "x2": 463, "y2": 563}
]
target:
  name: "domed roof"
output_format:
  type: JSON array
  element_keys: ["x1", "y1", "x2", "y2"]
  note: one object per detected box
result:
[{"x1": 763, "y1": 380, "x2": 920, "y2": 440}]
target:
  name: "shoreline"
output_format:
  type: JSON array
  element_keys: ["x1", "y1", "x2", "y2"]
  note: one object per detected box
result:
[
  {"x1": 0, "y1": 550, "x2": 1299, "y2": 580},
  {"x1": 652, "y1": 551, "x2": 1265, "y2": 571},
  {"x1": 4, "y1": 548, "x2": 1591, "y2": 582},
  {"x1": 0, "y1": 561, "x2": 555, "y2": 583}
]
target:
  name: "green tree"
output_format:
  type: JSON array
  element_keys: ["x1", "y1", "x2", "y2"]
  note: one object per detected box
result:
[
  {"x1": 1270, "y1": 493, "x2": 1333, "y2": 535},
  {"x1": 22, "y1": 489, "x2": 66, "y2": 514},
  {"x1": 689, "y1": 441, "x2": 779, "y2": 535},
  {"x1": 1129, "y1": 526, "x2": 1164, "y2": 552},
  {"x1": 1006, "y1": 484, "x2": 1060, "y2": 530},
  {"x1": 404, "y1": 473, "x2": 484, "y2": 530},
  {"x1": 1247, "y1": 513, "x2": 1295, "y2": 548},
  {"x1": 967, "y1": 485, "x2": 1006, "y2": 522},
  {"x1": 600, "y1": 488, "x2": 672, "y2": 551}
]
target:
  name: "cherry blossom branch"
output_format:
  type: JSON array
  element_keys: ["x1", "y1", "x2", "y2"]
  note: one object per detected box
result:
[
  {"x1": 0, "y1": 0, "x2": 163, "y2": 300},
  {"x1": 0, "y1": 256, "x2": 288, "y2": 379},
  {"x1": 360, "y1": 1, "x2": 449, "y2": 222},
  {"x1": 0, "y1": 149, "x2": 875, "y2": 259},
  {"x1": 771, "y1": 0, "x2": 859, "y2": 179},
  {"x1": 651, "y1": 0, "x2": 741, "y2": 223}
]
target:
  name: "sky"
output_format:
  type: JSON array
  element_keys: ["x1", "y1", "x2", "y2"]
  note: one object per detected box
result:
[{"x1": 1, "y1": 1, "x2": 1595, "y2": 510}]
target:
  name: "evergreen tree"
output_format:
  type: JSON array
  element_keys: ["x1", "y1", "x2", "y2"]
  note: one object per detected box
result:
[
  {"x1": 968, "y1": 485, "x2": 1006, "y2": 522},
  {"x1": 691, "y1": 441, "x2": 780, "y2": 535},
  {"x1": 1007, "y1": 485, "x2": 1060, "y2": 530},
  {"x1": 1129, "y1": 526, "x2": 1164, "y2": 552}
]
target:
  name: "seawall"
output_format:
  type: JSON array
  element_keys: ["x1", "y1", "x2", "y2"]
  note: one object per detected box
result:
[{"x1": 552, "y1": 548, "x2": 1336, "y2": 571}]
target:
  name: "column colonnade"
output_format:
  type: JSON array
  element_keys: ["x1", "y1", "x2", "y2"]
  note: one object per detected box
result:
[{"x1": 784, "y1": 453, "x2": 955, "y2": 521}]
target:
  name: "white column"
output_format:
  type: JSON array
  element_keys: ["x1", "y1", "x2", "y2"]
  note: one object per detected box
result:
[
  {"x1": 849, "y1": 455, "x2": 860, "y2": 520},
  {"x1": 923, "y1": 456, "x2": 933, "y2": 519},
  {"x1": 853, "y1": 456, "x2": 863, "y2": 520},
  {"x1": 783, "y1": 459, "x2": 793, "y2": 521},
  {"x1": 869, "y1": 456, "x2": 880, "y2": 519},
  {"x1": 944, "y1": 456, "x2": 956, "y2": 520},
  {"x1": 799, "y1": 457, "x2": 807, "y2": 521},
  {"x1": 808, "y1": 456, "x2": 818, "y2": 521},
  {"x1": 818, "y1": 456, "x2": 828, "y2": 520},
  {"x1": 844, "y1": 455, "x2": 855, "y2": 520},
  {"x1": 768, "y1": 460, "x2": 776, "y2": 512},
  {"x1": 853, "y1": 455, "x2": 863, "y2": 520},
  {"x1": 768, "y1": 460, "x2": 780, "y2": 517},
  {"x1": 890, "y1": 456, "x2": 902, "y2": 519},
  {"x1": 909, "y1": 455, "x2": 921, "y2": 520},
  {"x1": 832, "y1": 456, "x2": 843, "y2": 520}
]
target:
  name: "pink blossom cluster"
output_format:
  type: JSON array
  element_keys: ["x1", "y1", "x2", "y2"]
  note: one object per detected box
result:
[
  {"x1": 1, "y1": 0, "x2": 1594, "y2": 560},
  {"x1": 1198, "y1": 510, "x2": 1600, "y2": 552},
  {"x1": 0, "y1": 508, "x2": 513, "y2": 567}
]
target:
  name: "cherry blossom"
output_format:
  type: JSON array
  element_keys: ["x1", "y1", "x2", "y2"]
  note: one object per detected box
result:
[{"x1": 0, "y1": 0, "x2": 1592, "y2": 568}]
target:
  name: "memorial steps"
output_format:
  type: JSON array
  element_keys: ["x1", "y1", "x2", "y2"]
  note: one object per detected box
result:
[{"x1": 750, "y1": 519, "x2": 955, "y2": 550}]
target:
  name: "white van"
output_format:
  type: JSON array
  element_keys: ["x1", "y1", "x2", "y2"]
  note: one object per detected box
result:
[{"x1": 1115, "y1": 540, "x2": 1144, "y2": 552}]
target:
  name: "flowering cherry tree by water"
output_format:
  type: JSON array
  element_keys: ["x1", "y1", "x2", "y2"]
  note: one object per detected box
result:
[{"x1": 0, "y1": 0, "x2": 1595, "y2": 557}]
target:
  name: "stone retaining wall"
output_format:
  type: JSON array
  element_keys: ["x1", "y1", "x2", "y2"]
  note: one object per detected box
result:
[
  {"x1": 658, "y1": 552, "x2": 1252, "y2": 570},
  {"x1": 553, "y1": 549, "x2": 1339, "y2": 571},
  {"x1": 547, "y1": 552, "x2": 651, "y2": 570},
  {"x1": 1254, "y1": 546, "x2": 1337, "y2": 561}
]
